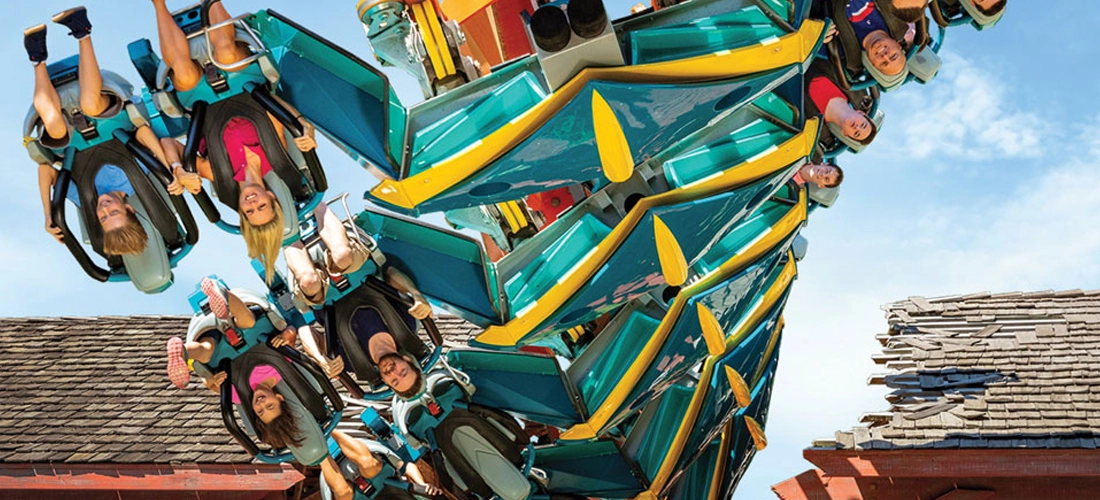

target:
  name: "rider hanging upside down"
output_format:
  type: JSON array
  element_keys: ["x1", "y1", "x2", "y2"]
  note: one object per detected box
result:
[
  {"x1": 164, "y1": 277, "x2": 295, "y2": 389},
  {"x1": 294, "y1": 266, "x2": 434, "y2": 398},
  {"x1": 28, "y1": 7, "x2": 183, "y2": 255},
  {"x1": 166, "y1": 279, "x2": 439, "y2": 500},
  {"x1": 152, "y1": 0, "x2": 323, "y2": 284},
  {"x1": 792, "y1": 162, "x2": 844, "y2": 189},
  {"x1": 805, "y1": 64, "x2": 878, "y2": 147},
  {"x1": 151, "y1": 0, "x2": 248, "y2": 93},
  {"x1": 820, "y1": 0, "x2": 925, "y2": 88},
  {"x1": 203, "y1": 363, "x2": 438, "y2": 500},
  {"x1": 158, "y1": 115, "x2": 320, "y2": 284},
  {"x1": 281, "y1": 204, "x2": 377, "y2": 308}
]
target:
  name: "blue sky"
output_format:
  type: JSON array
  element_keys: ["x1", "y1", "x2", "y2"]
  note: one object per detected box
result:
[{"x1": 1, "y1": 1, "x2": 1096, "y2": 498}]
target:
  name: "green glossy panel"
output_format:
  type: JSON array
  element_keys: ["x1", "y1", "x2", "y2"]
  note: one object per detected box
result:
[
  {"x1": 504, "y1": 213, "x2": 612, "y2": 313},
  {"x1": 630, "y1": 7, "x2": 786, "y2": 65},
  {"x1": 696, "y1": 199, "x2": 795, "y2": 273},
  {"x1": 750, "y1": 91, "x2": 799, "y2": 126},
  {"x1": 408, "y1": 71, "x2": 546, "y2": 177},
  {"x1": 663, "y1": 119, "x2": 792, "y2": 188},
  {"x1": 355, "y1": 209, "x2": 501, "y2": 324},
  {"x1": 575, "y1": 311, "x2": 662, "y2": 411},
  {"x1": 634, "y1": 385, "x2": 694, "y2": 480},
  {"x1": 760, "y1": 0, "x2": 796, "y2": 23},
  {"x1": 667, "y1": 433, "x2": 722, "y2": 500},
  {"x1": 251, "y1": 10, "x2": 406, "y2": 172},
  {"x1": 448, "y1": 350, "x2": 583, "y2": 427},
  {"x1": 533, "y1": 440, "x2": 645, "y2": 497}
]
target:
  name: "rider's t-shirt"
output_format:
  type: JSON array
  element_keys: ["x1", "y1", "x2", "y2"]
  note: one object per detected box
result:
[
  {"x1": 231, "y1": 364, "x2": 282, "y2": 404},
  {"x1": 200, "y1": 117, "x2": 275, "y2": 181},
  {"x1": 807, "y1": 75, "x2": 850, "y2": 117},
  {"x1": 65, "y1": 164, "x2": 137, "y2": 206},
  {"x1": 846, "y1": 0, "x2": 889, "y2": 45},
  {"x1": 321, "y1": 300, "x2": 417, "y2": 372}
]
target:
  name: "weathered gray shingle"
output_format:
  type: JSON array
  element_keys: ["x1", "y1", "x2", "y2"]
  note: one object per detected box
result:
[
  {"x1": 827, "y1": 290, "x2": 1100, "y2": 450},
  {"x1": 0, "y1": 314, "x2": 478, "y2": 464}
]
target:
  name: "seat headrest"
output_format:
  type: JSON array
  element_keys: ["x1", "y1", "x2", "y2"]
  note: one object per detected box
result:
[
  {"x1": 265, "y1": 171, "x2": 301, "y2": 242},
  {"x1": 808, "y1": 184, "x2": 840, "y2": 207},
  {"x1": 120, "y1": 197, "x2": 173, "y2": 294},
  {"x1": 791, "y1": 234, "x2": 809, "y2": 261},
  {"x1": 907, "y1": 46, "x2": 942, "y2": 83},
  {"x1": 277, "y1": 385, "x2": 329, "y2": 466}
]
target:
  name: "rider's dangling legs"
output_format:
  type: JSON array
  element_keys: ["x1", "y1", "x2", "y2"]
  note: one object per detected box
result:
[
  {"x1": 284, "y1": 203, "x2": 369, "y2": 306},
  {"x1": 29, "y1": 7, "x2": 175, "y2": 253},
  {"x1": 195, "y1": 355, "x2": 387, "y2": 500},
  {"x1": 165, "y1": 278, "x2": 293, "y2": 389},
  {"x1": 151, "y1": 0, "x2": 248, "y2": 92}
]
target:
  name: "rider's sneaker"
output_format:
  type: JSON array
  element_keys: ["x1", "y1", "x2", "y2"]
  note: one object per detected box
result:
[
  {"x1": 201, "y1": 277, "x2": 231, "y2": 320},
  {"x1": 52, "y1": 6, "x2": 92, "y2": 40},
  {"x1": 166, "y1": 337, "x2": 190, "y2": 389},
  {"x1": 24, "y1": 24, "x2": 47, "y2": 63}
]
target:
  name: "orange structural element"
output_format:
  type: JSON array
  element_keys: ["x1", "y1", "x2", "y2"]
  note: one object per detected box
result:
[
  {"x1": 0, "y1": 463, "x2": 303, "y2": 497},
  {"x1": 526, "y1": 187, "x2": 575, "y2": 225},
  {"x1": 774, "y1": 450, "x2": 1100, "y2": 500},
  {"x1": 456, "y1": 0, "x2": 535, "y2": 66}
]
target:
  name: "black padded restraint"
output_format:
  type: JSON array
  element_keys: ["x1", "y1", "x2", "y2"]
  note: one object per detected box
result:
[
  {"x1": 431, "y1": 407, "x2": 526, "y2": 498},
  {"x1": 71, "y1": 139, "x2": 183, "y2": 261},
  {"x1": 202, "y1": 93, "x2": 309, "y2": 211},
  {"x1": 230, "y1": 343, "x2": 330, "y2": 427},
  {"x1": 327, "y1": 282, "x2": 430, "y2": 386},
  {"x1": 468, "y1": 404, "x2": 528, "y2": 449}
]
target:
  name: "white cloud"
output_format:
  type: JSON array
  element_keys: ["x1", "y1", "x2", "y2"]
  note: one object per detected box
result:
[
  {"x1": 891, "y1": 52, "x2": 1048, "y2": 162},
  {"x1": 907, "y1": 121, "x2": 1100, "y2": 292}
]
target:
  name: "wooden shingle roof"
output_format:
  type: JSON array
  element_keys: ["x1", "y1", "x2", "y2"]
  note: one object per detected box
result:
[
  {"x1": 0, "y1": 314, "x2": 480, "y2": 464},
  {"x1": 815, "y1": 290, "x2": 1100, "y2": 451}
]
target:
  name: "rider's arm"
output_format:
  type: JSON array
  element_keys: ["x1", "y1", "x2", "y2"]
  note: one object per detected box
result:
[
  {"x1": 37, "y1": 164, "x2": 58, "y2": 219},
  {"x1": 266, "y1": 111, "x2": 289, "y2": 150},
  {"x1": 295, "y1": 323, "x2": 344, "y2": 379},
  {"x1": 37, "y1": 164, "x2": 63, "y2": 242},
  {"x1": 403, "y1": 460, "x2": 439, "y2": 494},
  {"x1": 266, "y1": 93, "x2": 316, "y2": 151},
  {"x1": 331, "y1": 431, "x2": 383, "y2": 479},
  {"x1": 135, "y1": 125, "x2": 168, "y2": 165},
  {"x1": 201, "y1": 371, "x2": 227, "y2": 394},
  {"x1": 295, "y1": 323, "x2": 326, "y2": 365},
  {"x1": 135, "y1": 125, "x2": 183, "y2": 195},
  {"x1": 384, "y1": 267, "x2": 432, "y2": 319}
]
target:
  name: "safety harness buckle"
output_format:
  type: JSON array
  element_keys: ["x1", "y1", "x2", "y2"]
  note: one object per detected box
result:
[
  {"x1": 331, "y1": 273, "x2": 351, "y2": 292},
  {"x1": 69, "y1": 110, "x2": 99, "y2": 141},
  {"x1": 224, "y1": 327, "x2": 246, "y2": 350},
  {"x1": 203, "y1": 63, "x2": 229, "y2": 94},
  {"x1": 427, "y1": 400, "x2": 444, "y2": 418},
  {"x1": 354, "y1": 476, "x2": 376, "y2": 495}
]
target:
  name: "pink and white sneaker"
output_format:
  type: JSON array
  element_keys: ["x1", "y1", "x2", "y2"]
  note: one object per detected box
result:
[
  {"x1": 201, "y1": 277, "x2": 230, "y2": 320},
  {"x1": 166, "y1": 337, "x2": 190, "y2": 389}
]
